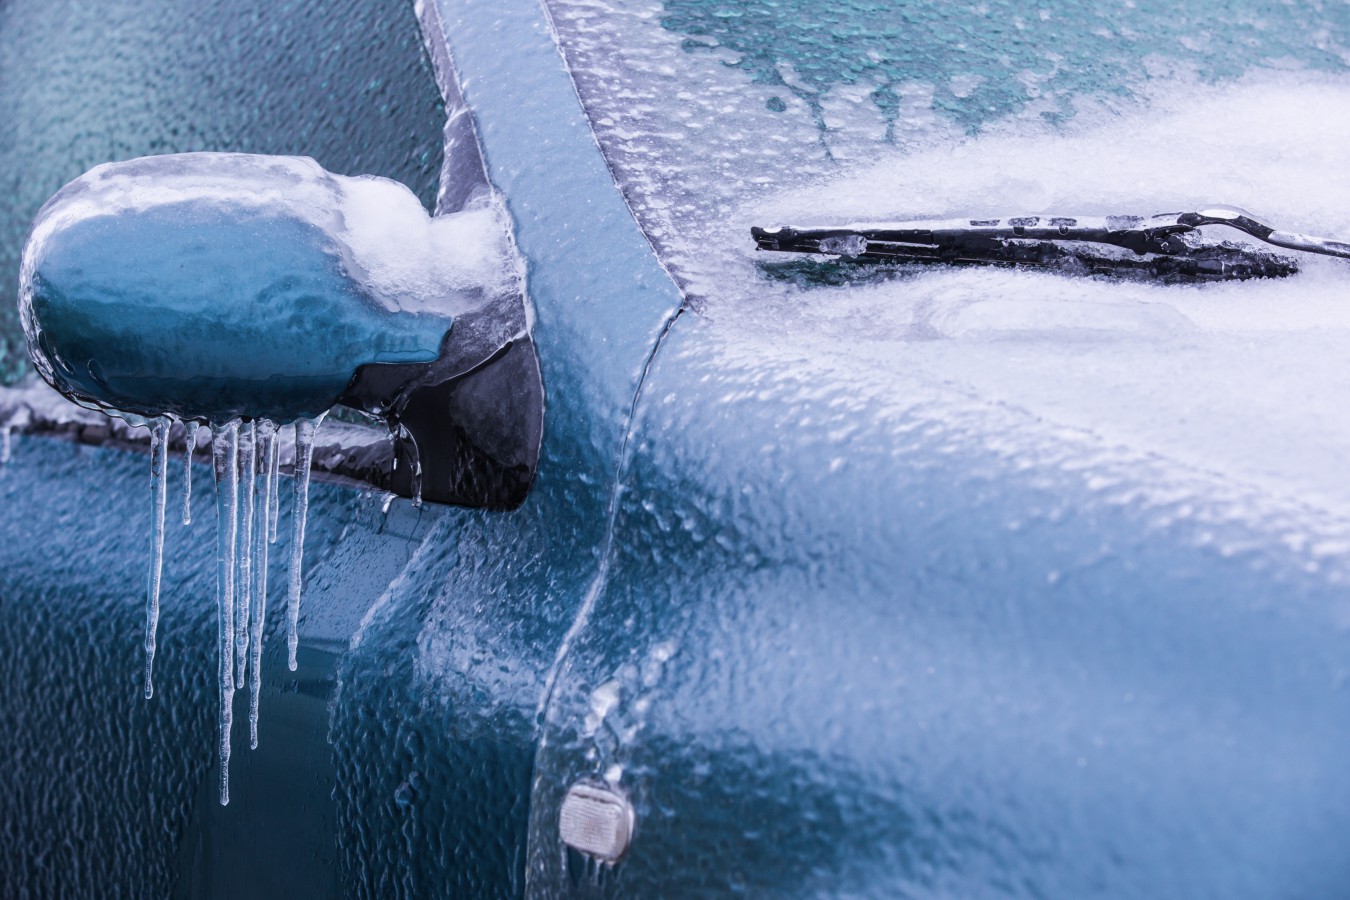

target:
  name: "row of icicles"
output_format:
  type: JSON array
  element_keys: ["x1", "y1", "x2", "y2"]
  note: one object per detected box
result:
[{"x1": 144, "y1": 414, "x2": 325, "y2": 806}]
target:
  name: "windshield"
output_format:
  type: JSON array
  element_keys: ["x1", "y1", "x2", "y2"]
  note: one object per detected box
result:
[
  {"x1": 0, "y1": 0, "x2": 446, "y2": 385},
  {"x1": 544, "y1": 0, "x2": 1350, "y2": 302}
]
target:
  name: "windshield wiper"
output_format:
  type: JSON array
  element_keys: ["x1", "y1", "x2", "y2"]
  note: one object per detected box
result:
[{"x1": 751, "y1": 207, "x2": 1350, "y2": 281}]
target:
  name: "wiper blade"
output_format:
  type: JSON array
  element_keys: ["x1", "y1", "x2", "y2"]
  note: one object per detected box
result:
[{"x1": 750, "y1": 207, "x2": 1346, "y2": 281}]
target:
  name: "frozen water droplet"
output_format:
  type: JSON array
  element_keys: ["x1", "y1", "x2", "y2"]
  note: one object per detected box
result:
[
  {"x1": 582, "y1": 679, "x2": 622, "y2": 737},
  {"x1": 143, "y1": 418, "x2": 169, "y2": 700},
  {"x1": 286, "y1": 414, "x2": 324, "y2": 672},
  {"x1": 818, "y1": 234, "x2": 868, "y2": 257},
  {"x1": 211, "y1": 420, "x2": 240, "y2": 805},
  {"x1": 395, "y1": 421, "x2": 424, "y2": 509},
  {"x1": 182, "y1": 421, "x2": 199, "y2": 525}
]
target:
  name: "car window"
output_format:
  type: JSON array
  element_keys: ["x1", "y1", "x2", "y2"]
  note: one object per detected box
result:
[
  {"x1": 0, "y1": 0, "x2": 446, "y2": 384},
  {"x1": 0, "y1": 4, "x2": 457, "y2": 895}
]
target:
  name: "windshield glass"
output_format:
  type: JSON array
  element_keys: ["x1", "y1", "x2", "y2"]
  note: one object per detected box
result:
[
  {"x1": 0, "y1": 0, "x2": 446, "y2": 384},
  {"x1": 544, "y1": 0, "x2": 1350, "y2": 301}
]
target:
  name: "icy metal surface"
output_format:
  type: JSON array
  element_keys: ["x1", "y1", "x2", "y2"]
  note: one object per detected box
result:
[{"x1": 0, "y1": 379, "x2": 401, "y2": 495}]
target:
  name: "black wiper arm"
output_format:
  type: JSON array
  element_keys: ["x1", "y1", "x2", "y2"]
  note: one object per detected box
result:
[
  {"x1": 751, "y1": 207, "x2": 1346, "y2": 281},
  {"x1": 1176, "y1": 207, "x2": 1350, "y2": 260}
]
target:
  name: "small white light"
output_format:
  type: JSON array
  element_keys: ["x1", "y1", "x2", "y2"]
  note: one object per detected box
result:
[{"x1": 559, "y1": 782, "x2": 635, "y2": 863}]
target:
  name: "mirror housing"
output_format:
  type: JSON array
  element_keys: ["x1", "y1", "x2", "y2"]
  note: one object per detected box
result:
[{"x1": 20, "y1": 152, "x2": 542, "y2": 508}]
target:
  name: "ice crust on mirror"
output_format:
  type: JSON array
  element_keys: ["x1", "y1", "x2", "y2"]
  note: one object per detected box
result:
[{"x1": 19, "y1": 152, "x2": 515, "y2": 424}]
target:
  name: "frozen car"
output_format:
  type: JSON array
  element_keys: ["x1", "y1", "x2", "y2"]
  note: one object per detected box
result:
[{"x1": 3, "y1": 0, "x2": 1350, "y2": 897}]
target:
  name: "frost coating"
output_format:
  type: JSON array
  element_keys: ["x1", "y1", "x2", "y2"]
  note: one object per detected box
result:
[
  {"x1": 181, "y1": 421, "x2": 198, "y2": 526},
  {"x1": 267, "y1": 437, "x2": 281, "y2": 545},
  {"x1": 235, "y1": 422, "x2": 255, "y2": 688},
  {"x1": 248, "y1": 421, "x2": 277, "y2": 749}
]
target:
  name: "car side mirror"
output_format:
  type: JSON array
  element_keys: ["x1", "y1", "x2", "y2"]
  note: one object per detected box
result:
[{"x1": 19, "y1": 152, "x2": 542, "y2": 509}]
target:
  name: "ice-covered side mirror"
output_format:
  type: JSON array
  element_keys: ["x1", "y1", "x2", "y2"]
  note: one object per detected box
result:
[
  {"x1": 19, "y1": 152, "x2": 542, "y2": 509},
  {"x1": 19, "y1": 153, "x2": 547, "y2": 804}
]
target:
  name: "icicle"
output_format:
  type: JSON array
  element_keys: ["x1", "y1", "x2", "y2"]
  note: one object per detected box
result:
[
  {"x1": 248, "y1": 419, "x2": 276, "y2": 749},
  {"x1": 286, "y1": 414, "x2": 323, "y2": 672},
  {"x1": 182, "y1": 421, "x2": 199, "y2": 525},
  {"x1": 211, "y1": 421, "x2": 240, "y2": 806},
  {"x1": 143, "y1": 418, "x2": 169, "y2": 700},
  {"x1": 235, "y1": 422, "x2": 256, "y2": 688},
  {"x1": 267, "y1": 432, "x2": 281, "y2": 544}
]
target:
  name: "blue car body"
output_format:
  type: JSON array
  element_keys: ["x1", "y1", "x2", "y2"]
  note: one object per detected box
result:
[{"x1": 3, "y1": 0, "x2": 1350, "y2": 897}]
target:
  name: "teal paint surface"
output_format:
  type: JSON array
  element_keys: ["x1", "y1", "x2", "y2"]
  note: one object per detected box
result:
[{"x1": 526, "y1": 4, "x2": 1350, "y2": 896}]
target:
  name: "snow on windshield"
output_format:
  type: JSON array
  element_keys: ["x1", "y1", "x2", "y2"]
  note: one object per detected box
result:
[
  {"x1": 546, "y1": 0, "x2": 1350, "y2": 524},
  {"x1": 545, "y1": 0, "x2": 1350, "y2": 302}
]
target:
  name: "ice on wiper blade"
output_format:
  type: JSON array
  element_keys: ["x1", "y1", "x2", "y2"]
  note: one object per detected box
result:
[{"x1": 750, "y1": 207, "x2": 1350, "y2": 282}]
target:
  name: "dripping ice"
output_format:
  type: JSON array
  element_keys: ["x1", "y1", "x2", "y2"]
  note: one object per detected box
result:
[
  {"x1": 211, "y1": 422, "x2": 240, "y2": 806},
  {"x1": 135, "y1": 414, "x2": 325, "y2": 804},
  {"x1": 249, "y1": 420, "x2": 278, "y2": 749},
  {"x1": 287, "y1": 415, "x2": 323, "y2": 672},
  {"x1": 235, "y1": 423, "x2": 255, "y2": 689},
  {"x1": 142, "y1": 419, "x2": 168, "y2": 699},
  {"x1": 181, "y1": 421, "x2": 198, "y2": 525}
]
